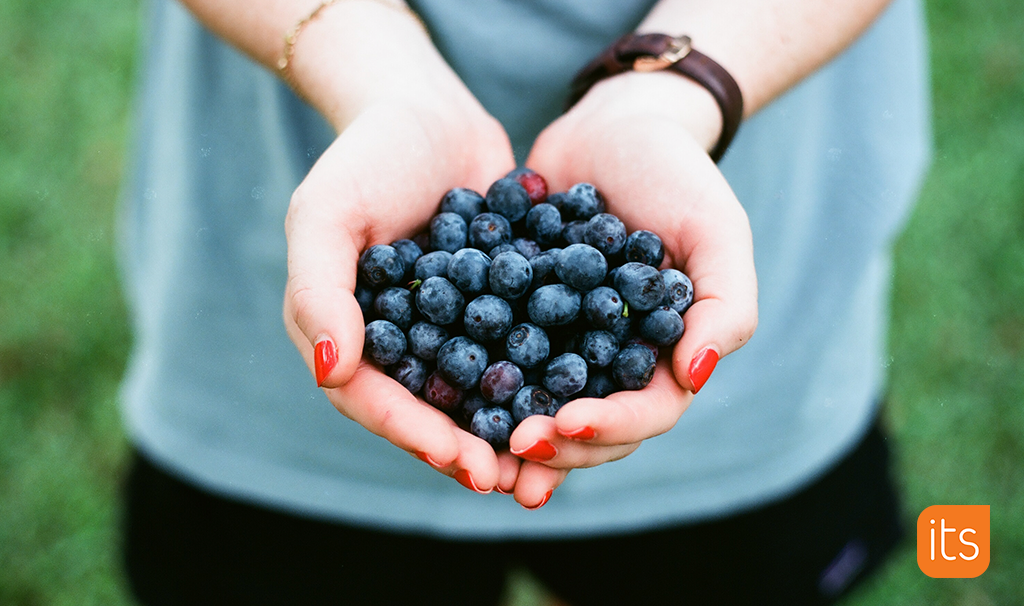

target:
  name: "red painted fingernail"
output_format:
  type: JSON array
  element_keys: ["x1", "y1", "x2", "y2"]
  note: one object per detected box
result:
[
  {"x1": 523, "y1": 489, "x2": 553, "y2": 511},
  {"x1": 496, "y1": 486, "x2": 511, "y2": 495},
  {"x1": 560, "y1": 426, "x2": 596, "y2": 441},
  {"x1": 454, "y1": 469, "x2": 491, "y2": 494},
  {"x1": 414, "y1": 451, "x2": 443, "y2": 467},
  {"x1": 511, "y1": 440, "x2": 557, "y2": 462},
  {"x1": 689, "y1": 348, "x2": 719, "y2": 394},
  {"x1": 314, "y1": 338, "x2": 338, "y2": 387}
]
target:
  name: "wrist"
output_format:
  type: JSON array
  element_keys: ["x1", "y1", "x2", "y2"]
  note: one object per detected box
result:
[
  {"x1": 285, "y1": 1, "x2": 470, "y2": 131},
  {"x1": 578, "y1": 70, "x2": 723, "y2": 154}
]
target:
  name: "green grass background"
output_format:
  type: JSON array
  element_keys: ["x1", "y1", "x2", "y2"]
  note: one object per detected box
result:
[{"x1": 0, "y1": 0, "x2": 1021, "y2": 603}]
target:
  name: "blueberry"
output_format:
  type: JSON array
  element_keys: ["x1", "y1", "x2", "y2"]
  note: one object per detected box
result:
[
  {"x1": 564, "y1": 183, "x2": 606, "y2": 220},
  {"x1": 623, "y1": 337, "x2": 659, "y2": 358},
  {"x1": 364, "y1": 319, "x2": 407, "y2": 366},
  {"x1": 580, "y1": 330, "x2": 620, "y2": 368},
  {"x1": 528, "y1": 284, "x2": 582, "y2": 327},
  {"x1": 614, "y1": 262, "x2": 667, "y2": 312},
  {"x1": 639, "y1": 306, "x2": 684, "y2": 347},
  {"x1": 480, "y1": 360, "x2": 525, "y2": 405},
  {"x1": 430, "y1": 212, "x2": 468, "y2": 254},
  {"x1": 373, "y1": 287, "x2": 414, "y2": 330},
  {"x1": 488, "y1": 243, "x2": 518, "y2": 258},
  {"x1": 604, "y1": 266, "x2": 620, "y2": 288},
  {"x1": 415, "y1": 276, "x2": 464, "y2": 325},
  {"x1": 584, "y1": 213, "x2": 627, "y2": 256},
  {"x1": 423, "y1": 370, "x2": 464, "y2": 414},
  {"x1": 460, "y1": 392, "x2": 490, "y2": 425},
  {"x1": 612, "y1": 343, "x2": 657, "y2": 390},
  {"x1": 581, "y1": 370, "x2": 618, "y2": 398},
  {"x1": 412, "y1": 231, "x2": 431, "y2": 253},
  {"x1": 561, "y1": 220, "x2": 588, "y2": 246},
  {"x1": 512, "y1": 385, "x2": 557, "y2": 424},
  {"x1": 556, "y1": 244, "x2": 607, "y2": 292},
  {"x1": 545, "y1": 192, "x2": 568, "y2": 212},
  {"x1": 529, "y1": 248, "x2": 561, "y2": 289},
  {"x1": 607, "y1": 313, "x2": 635, "y2": 345},
  {"x1": 407, "y1": 321, "x2": 449, "y2": 361},
  {"x1": 437, "y1": 336, "x2": 489, "y2": 389},
  {"x1": 661, "y1": 269, "x2": 694, "y2": 314},
  {"x1": 624, "y1": 230, "x2": 665, "y2": 267},
  {"x1": 440, "y1": 188, "x2": 486, "y2": 224},
  {"x1": 388, "y1": 355, "x2": 428, "y2": 394},
  {"x1": 506, "y1": 323, "x2": 551, "y2": 369},
  {"x1": 543, "y1": 353, "x2": 588, "y2": 398},
  {"x1": 414, "y1": 250, "x2": 453, "y2": 281},
  {"x1": 582, "y1": 286, "x2": 625, "y2": 330},
  {"x1": 447, "y1": 248, "x2": 491, "y2": 296},
  {"x1": 511, "y1": 238, "x2": 542, "y2": 260},
  {"x1": 485, "y1": 177, "x2": 531, "y2": 222},
  {"x1": 507, "y1": 167, "x2": 548, "y2": 205},
  {"x1": 468, "y1": 212, "x2": 513, "y2": 251},
  {"x1": 390, "y1": 239, "x2": 423, "y2": 280},
  {"x1": 358, "y1": 244, "x2": 405, "y2": 288},
  {"x1": 489, "y1": 251, "x2": 533, "y2": 300},
  {"x1": 355, "y1": 282, "x2": 376, "y2": 321},
  {"x1": 471, "y1": 407, "x2": 515, "y2": 449},
  {"x1": 463, "y1": 295, "x2": 513, "y2": 342},
  {"x1": 525, "y1": 203, "x2": 563, "y2": 246}
]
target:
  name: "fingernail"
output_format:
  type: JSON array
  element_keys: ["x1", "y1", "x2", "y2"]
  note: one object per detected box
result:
[
  {"x1": 454, "y1": 469, "x2": 491, "y2": 494},
  {"x1": 511, "y1": 440, "x2": 557, "y2": 462},
  {"x1": 522, "y1": 489, "x2": 553, "y2": 511},
  {"x1": 414, "y1": 451, "x2": 443, "y2": 467},
  {"x1": 314, "y1": 338, "x2": 338, "y2": 387},
  {"x1": 559, "y1": 426, "x2": 596, "y2": 441},
  {"x1": 689, "y1": 347, "x2": 719, "y2": 394},
  {"x1": 495, "y1": 486, "x2": 511, "y2": 495}
]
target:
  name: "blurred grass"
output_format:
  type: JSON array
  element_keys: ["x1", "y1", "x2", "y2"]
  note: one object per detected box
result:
[
  {"x1": 0, "y1": 0, "x2": 138, "y2": 603},
  {"x1": 0, "y1": 0, "x2": 1021, "y2": 604}
]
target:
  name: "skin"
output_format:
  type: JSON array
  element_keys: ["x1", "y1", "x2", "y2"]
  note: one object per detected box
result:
[{"x1": 176, "y1": 0, "x2": 892, "y2": 508}]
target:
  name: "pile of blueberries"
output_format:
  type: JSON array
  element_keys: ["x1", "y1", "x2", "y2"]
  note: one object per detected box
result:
[{"x1": 357, "y1": 169, "x2": 693, "y2": 450}]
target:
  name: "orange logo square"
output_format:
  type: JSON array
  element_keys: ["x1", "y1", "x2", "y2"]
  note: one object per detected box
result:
[{"x1": 917, "y1": 505, "x2": 990, "y2": 578}]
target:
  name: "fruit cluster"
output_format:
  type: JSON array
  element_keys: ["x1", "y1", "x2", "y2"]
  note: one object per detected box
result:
[{"x1": 357, "y1": 169, "x2": 693, "y2": 450}]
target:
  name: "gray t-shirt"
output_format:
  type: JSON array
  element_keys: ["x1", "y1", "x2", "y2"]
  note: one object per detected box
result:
[{"x1": 119, "y1": 0, "x2": 930, "y2": 537}]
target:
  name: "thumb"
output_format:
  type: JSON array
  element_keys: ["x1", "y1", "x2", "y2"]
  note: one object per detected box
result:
[
  {"x1": 668, "y1": 212, "x2": 758, "y2": 394},
  {"x1": 283, "y1": 185, "x2": 370, "y2": 389}
]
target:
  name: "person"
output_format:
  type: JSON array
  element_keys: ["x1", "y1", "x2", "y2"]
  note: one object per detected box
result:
[{"x1": 117, "y1": 0, "x2": 931, "y2": 603}]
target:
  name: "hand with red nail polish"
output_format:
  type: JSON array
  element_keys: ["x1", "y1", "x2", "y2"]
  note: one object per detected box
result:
[
  {"x1": 506, "y1": 76, "x2": 759, "y2": 493},
  {"x1": 278, "y1": 34, "x2": 519, "y2": 494}
]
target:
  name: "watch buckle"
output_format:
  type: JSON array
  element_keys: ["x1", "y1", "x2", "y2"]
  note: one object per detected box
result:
[{"x1": 633, "y1": 35, "x2": 692, "y2": 72}]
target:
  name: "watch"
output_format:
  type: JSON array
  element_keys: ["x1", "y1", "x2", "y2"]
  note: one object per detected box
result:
[{"x1": 567, "y1": 33, "x2": 744, "y2": 162}]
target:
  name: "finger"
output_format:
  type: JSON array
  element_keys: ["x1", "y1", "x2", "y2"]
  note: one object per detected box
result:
[
  {"x1": 495, "y1": 450, "x2": 521, "y2": 495},
  {"x1": 326, "y1": 362, "x2": 461, "y2": 467},
  {"x1": 552, "y1": 359, "x2": 690, "y2": 446},
  {"x1": 283, "y1": 177, "x2": 370, "y2": 389},
  {"x1": 513, "y1": 461, "x2": 569, "y2": 510},
  {"x1": 429, "y1": 428, "x2": 502, "y2": 494},
  {"x1": 509, "y1": 413, "x2": 641, "y2": 470},
  {"x1": 666, "y1": 199, "x2": 758, "y2": 394}
]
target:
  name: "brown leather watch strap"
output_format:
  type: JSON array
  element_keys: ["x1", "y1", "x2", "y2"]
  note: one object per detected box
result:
[{"x1": 567, "y1": 33, "x2": 744, "y2": 163}]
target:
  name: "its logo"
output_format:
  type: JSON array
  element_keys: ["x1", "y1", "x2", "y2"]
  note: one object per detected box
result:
[{"x1": 917, "y1": 505, "x2": 989, "y2": 578}]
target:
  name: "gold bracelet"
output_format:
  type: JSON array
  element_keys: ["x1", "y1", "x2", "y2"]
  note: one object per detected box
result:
[{"x1": 277, "y1": 0, "x2": 427, "y2": 88}]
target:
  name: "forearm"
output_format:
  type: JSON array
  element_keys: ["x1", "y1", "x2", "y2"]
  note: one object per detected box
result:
[
  {"x1": 175, "y1": 0, "x2": 467, "y2": 131},
  {"x1": 638, "y1": 0, "x2": 893, "y2": 117}
]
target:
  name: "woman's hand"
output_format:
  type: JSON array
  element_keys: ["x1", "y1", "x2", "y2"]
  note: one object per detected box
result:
[
  {"x1": 281, "y1": 76, "x2": 524, "y2": 494},
  {"x1": 508, "y1": 71, "x2": 759, "y2": 508}
]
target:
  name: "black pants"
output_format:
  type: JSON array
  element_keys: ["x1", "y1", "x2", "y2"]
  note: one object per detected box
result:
[{"x1": 123, "y1": 421, "x2": 903, "y2": 606}]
